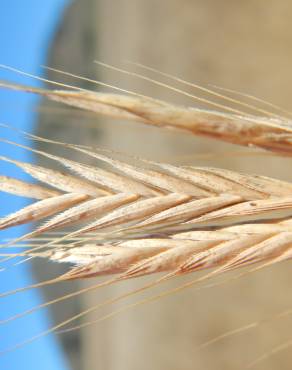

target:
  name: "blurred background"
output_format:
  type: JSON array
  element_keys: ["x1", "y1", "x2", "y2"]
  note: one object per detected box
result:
[{"x1": 1, "y1": 1, "x2": 292, "y2": 370}]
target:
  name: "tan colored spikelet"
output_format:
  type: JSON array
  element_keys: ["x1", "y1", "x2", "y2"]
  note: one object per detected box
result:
[
  {"x1": 0, "y1": 175, "x2": 61, "y2": 199},
  {"x1": 0, "y1": 154, "x2": 105, "y2": 196},
  {"x1": 2, "y1": 80, "x2": 292, "y2": 155},
  {"x1": 0, "y1": 193, "x2": 89, "y2": 230}
]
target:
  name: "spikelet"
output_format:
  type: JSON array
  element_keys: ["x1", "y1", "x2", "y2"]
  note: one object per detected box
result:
[{"x1": 2, "y1": 80, "x2": 292, "y2": 155}]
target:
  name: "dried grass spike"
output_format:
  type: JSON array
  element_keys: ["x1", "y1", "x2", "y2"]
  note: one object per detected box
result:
[{"x1": 0, "y1": 176, "x2": 60, "y2": 199}]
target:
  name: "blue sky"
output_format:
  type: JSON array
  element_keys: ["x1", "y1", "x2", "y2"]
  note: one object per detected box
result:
[{"x1": 0, "y1": 2, "x2": 71, "y2": 369}]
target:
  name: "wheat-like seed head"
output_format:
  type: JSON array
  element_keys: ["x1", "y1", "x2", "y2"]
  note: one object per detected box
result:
[
  {"x1": 1, "y1": 68, "x2": 292, "y2": 364},
  {"x1": 2, "y1": 79, "x2": 292, "y2": 155},
  {"x1": 1, "y1": 132, "x2": 292, "y2": 280}
]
